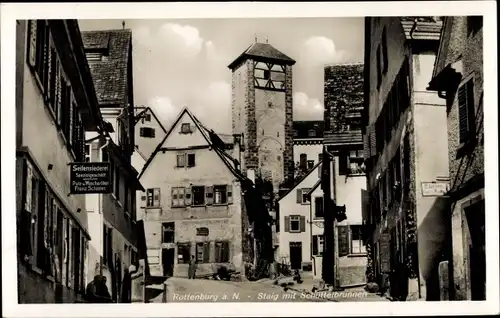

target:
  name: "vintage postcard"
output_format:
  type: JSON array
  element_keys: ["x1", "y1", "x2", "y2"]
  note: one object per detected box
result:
[{"x1": 1, "y1": 1, "x2": 498, "y2": 317}]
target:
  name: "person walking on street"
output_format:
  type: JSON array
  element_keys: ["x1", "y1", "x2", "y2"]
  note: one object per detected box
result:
[{"x1": 188, "y1": 255, "x2": 197, "y2": 279}]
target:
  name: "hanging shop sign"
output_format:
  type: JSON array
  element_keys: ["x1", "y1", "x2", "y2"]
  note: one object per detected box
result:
[{"x1": 70, "y1": 162, "x2": 112, "y2": 194}]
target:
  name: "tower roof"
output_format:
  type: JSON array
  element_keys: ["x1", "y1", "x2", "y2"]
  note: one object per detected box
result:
[{"x1": 228, "y1": 42, "x2": 296, "y2": 70}]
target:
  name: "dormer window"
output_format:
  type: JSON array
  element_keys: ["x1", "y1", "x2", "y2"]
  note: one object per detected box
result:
[
  {"x1": 308, "y1": 129, "x2": 316, "y2": 137},
  {"x1": 181, "y1": 123, "x2": 192, "y2": 134}
]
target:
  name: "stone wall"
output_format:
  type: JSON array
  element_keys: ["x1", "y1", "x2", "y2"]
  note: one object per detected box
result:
[
  {"x1": 324, "y1": 63, "x2": 364, "y2": 133},
  {"x1": 284, "y1": 65, "x2": 295, "y2": 185},
  {"x1": 444, "y1": 17, "x2": 484, "y2": 192}
]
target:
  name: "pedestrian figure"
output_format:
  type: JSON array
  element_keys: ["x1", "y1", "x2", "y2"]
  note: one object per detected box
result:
[
  {"x1": 188, "y1": 255, "x2": 197, "y2": 279},
  {"x1": 85, "y1": 275, "x2": 112, "y2": 303}
]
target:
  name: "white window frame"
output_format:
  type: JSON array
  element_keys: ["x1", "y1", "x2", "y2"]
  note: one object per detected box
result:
[
  {"x1": 349, "y1": 225, "x2": 367, "y2": 255},
  {"x1": 289, "y1": 215, "x2": 301, "y2": 233}
]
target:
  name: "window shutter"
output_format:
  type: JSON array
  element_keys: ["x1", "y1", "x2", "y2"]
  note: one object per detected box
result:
[
  {"x1": 203, "y1": 243, "x2": 210, "y2": 263},
  {"x1": 57, "y1": 76, "x2": 65, "y2": 126},
  {"x1": 458, "y1": 83, "x2": 468, "y2": 143},
  {"x1": 312, "y1": 236, "x2": 318, "y2": 256},
  {"x1": 369, "y1": 125, "x2": 377, "y2": 157},
  {"x1": 284, "y1": 216, "x2": 290, "y2": 232},
  {"x1": 171, "y1": 188, "x2": 178, "y2": 207},
  {"x1": 28, "y1": 20, "x2": 37, "y2": 67},
  {"x1": 227, "y1": 185, "x2": 233, "y2": 204},
  {"x1": 67, "y1": 221, "x2": 73, "y2": 288},
  {"x1": 25, "y1": 162, "x2": 33, "y2": 212},
  {"x1": 296, "y1": 189, "x2": 302, "y2": 203},
  {"x1": 300, "y1": 216, "x2": 306, "y2": 232},
  {"x1": 363, "y1": 132, "x2": 370, "y2": 159},
  {"x1": 61, "y1": 217, "x2": 68, "y2": 285},
  {"x1": 206, "y1": 186, "x2": 214, "y2": 205},
  {"x1": 153, "y1": 188, "x2": 160, "y2": 206},
  {"x1": 223, "y1": 242, "x2": 229, "y2": 263},
  {"x1": 338, "y1": 225, "x2": 350, "y2": 257},
  {"x1": 20, "y1": 160, "x2": 33, "y2": 258},
  {"x1": 185, "y1": 187, "x2": 192, "y2": 206},
  {"x1": 45, "y1": 40, "x2": 53, "y2": 103}
]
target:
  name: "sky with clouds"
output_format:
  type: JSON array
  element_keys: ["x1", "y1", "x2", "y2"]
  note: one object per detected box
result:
[{"x1": 78, "y1": 18, "x2": 364, "y2": 133}]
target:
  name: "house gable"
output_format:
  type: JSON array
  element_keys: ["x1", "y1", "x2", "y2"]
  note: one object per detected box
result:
[
  {"x1": 139, "y1": 108, "x2": 242, "y2": 181},
  {"x1": 162, "y1": 111, "x2": 207, "y2": 149}
]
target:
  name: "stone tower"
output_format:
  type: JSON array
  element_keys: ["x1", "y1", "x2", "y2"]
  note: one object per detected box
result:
[{"x1": 228, "y1": 42, "x2": 295, "y2": 191}]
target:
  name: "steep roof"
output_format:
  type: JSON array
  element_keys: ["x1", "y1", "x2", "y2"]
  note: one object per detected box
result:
[
  {"x1": 81, "y1": 29, "x2": 132, "y2": 106},
  {"x1": 134, "y1": 106, "x2": 168, "y2": 134},
  {"x1": 228, "y1": 42, "x2": 296, "y2": 70},
  {"x1": 138, "y1": 107, "x2": 243, "y2": 181}
]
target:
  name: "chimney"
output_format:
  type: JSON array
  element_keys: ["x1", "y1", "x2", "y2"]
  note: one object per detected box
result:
[{"x1": 233, "y1": 133, "x2": 243, "y2": 171}]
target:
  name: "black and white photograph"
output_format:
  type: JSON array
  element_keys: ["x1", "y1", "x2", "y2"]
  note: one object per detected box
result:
[{"x1": 1, "y1": 2, "x2": 498, "y2": 317}]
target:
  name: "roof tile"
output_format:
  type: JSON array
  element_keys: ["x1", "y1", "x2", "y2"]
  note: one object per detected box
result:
[{"x1": 81, "y1": 29, "x2": 132, "y2": 106}]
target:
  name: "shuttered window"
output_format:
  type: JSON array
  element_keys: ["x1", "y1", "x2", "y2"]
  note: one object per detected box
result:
[
  {"x1": 192, "y1": 186, "x2": 205, "y2": 205},
  {"x1": 338, "y1": 225, "x2": 350, "y2": 257},
  {"x1": 314, "y1": 197, "x2": 324, "y2": 218},
  {"x1": 196, "y1": 242, "x2": 210, "y2": 263},
  {"x1": 369, "y1": 125, "x2": 377, "y2": 157},
  {"x1": 338, "y1": 152, "x2": 349, "y2": 175},
  {"x1": 458, "y1": 79, "x2": 476, "y2": 143},
  {"x1": 287, "y1": 215, "x2": 306, "y2": 233},
  {"x1": 312, "y1": 235, "x2": 324, "y2": 256},
  {"x1": 177, "y1": 243, "x2": 191, "y2": 264},
  {"x1": 171, "y1": 187, "x2": 185, "y2": 207},
  {"x1": 296, "y1": 188, "x2": 311, "y2": 204},
  {"x1": 227, "y1": 185, "x2": 233, "y2": 204},
  {"x1": 184, "y1": 187, "x2": 192, "y2": 206},
  {"x1": 205, "y1": 186, "x2": 214, "y2": 205},
  {"x1": 350, "y1": 225, "x2": 367, "y2": 254},
  {"x1": 27, "y1": 20, "x2": 49, "y2": 90},
  {"x1": 215, "y1": 241, "x2": 230, "y2": 263}
]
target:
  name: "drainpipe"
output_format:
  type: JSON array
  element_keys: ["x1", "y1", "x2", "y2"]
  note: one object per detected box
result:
[{"x1": 98, "y1": 135, "x2": 111, "y2": 274}]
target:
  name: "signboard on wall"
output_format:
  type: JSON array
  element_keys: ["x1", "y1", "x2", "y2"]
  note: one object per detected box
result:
[
  {"x1": 196, "y1": 227, "x2": 209, "y2": 236},
  {"x1": 70, "y1": 162, "x2": 112, "y2": 194},
  {"x1": 421, "y1": 182, "x2": 449, "y2": 197}
]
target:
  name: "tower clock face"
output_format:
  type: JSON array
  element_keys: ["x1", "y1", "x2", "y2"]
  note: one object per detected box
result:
[{"x1": 253, "y1": 62, "x2": 286, "y2": 91}]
